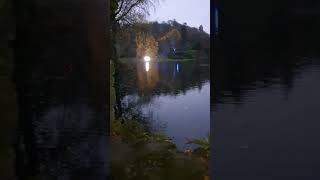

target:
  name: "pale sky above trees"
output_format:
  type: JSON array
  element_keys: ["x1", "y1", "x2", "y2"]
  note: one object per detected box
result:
[{"x1": 148, "y1": 0, "x2": 210, "y2": 33}]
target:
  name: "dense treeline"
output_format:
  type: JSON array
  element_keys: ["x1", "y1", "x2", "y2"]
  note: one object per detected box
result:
[{"x1": 116, "y1": 20, "x2": 210, "y2": 61}]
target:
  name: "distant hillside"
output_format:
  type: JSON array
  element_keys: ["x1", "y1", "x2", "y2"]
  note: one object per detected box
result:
[{"x1": 116, "y1": 20, "x2": 210, "y2": 62}]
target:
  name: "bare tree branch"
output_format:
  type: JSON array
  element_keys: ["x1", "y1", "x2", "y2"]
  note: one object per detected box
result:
[
  {"x1": 116, "y1": 0, "x2": 141, "y2": 22},
  {"x1": 115, "y1": 0, "x2": 125, "y2": 16},
  {"x1": 113, "y1": 0, "x2": 158, "y2": 25}
]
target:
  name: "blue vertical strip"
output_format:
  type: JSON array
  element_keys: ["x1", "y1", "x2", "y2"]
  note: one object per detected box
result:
[
  {"x1": 212, "y1": 1, "x2": 219, "y2": 36},
  {"x1": 215, "y1": 8, "x2": 219, "y2": 35},
  {"x1": 212, "y1": 3, "x2": 216, "y2": 35}
]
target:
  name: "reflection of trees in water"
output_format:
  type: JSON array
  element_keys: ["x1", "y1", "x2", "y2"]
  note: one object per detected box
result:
[
  {"x1": 213, "y1": 20, "x2": 320, "y2": 107},
  {"x1": 136, "y1": 61, "x2": 160, "y2": 94},
  {"x1": 213, "y1": 8, "x2": 320, "y2": 107},
  {"x1": 119, "y1": 61, "x2": 210, "y2": 100},
  {"x1": 116, "y1": 61, "x2": 209, "y2": 132},
  {"x1": 12, "y1": 0, "x2": 109, "y2": 179},
  {"x1": 14, "y1": 80, "x2": 109, "y2": 180},
  {"x1": 121, "y1": 95, "x2": 167, "y2": 133},
  {"x1": 213, "y1": 49, "x2": 312, "y2": 107}
]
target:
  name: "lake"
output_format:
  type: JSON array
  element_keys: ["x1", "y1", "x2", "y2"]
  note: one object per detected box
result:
[
  {"x1": 118, "y1": 60, "x2": 210, "y2": 149},
  {"x1": 213, "y1": 16, "x2": 320, "y2": 179},
  {"x1": 214, "y1": 57, "x2": 320, "y2": 179}
]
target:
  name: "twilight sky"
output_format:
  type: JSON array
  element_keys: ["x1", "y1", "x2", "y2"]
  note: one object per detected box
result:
[{"x1": 148, "y1": 0, "x2": 210, "y2": 34}]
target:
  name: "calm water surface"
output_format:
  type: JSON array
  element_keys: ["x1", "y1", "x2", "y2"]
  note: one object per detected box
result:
[
  {"x1": 212, "y1": 9, "x2": 320, "y2": 178},
  {"x1": 119, "y1": 61, "x2": 210, "y2": 149},
  {"x1": 213, "y1": 54, "x2": 320, "y2": 179}
]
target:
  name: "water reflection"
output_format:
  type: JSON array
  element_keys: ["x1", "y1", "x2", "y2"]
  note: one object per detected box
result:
[
  {"x1": 14, "y1": 80, "x2": 109, "y2": 179},
  {"x1": 145, "y1": 62, "x2": 150, "y2": 72},
  {"x1": 213, "y1": 12, "x2": 320, "y2": 180},
  {"x1": 128, "y1": 61, "x2": 209, "y2": 97},
  {"x1": 119, "y1": 61, "x2": 210, "y2": 149}
]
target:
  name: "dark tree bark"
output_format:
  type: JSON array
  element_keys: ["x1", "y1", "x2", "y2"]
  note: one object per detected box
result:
[{"x1": 111, "y1": 16, "x2": 123, "y2": 119}]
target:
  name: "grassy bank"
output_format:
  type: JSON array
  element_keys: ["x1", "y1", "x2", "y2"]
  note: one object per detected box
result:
[{"x1": 110, "y1": 119, "x2": 209, "y2": 180}]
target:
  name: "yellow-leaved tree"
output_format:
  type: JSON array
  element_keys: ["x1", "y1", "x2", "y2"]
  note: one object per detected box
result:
[{"x1": 135, "y1": 32, "x2": 158, "y2": 59}]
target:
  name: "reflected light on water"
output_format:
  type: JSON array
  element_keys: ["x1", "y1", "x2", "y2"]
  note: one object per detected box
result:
[
  {"x1": 176, "y1": 64, "x2": 179, "y2": 72},
  {"x1": 145, "y1": 62, "x2": 150, "y2": 72}
]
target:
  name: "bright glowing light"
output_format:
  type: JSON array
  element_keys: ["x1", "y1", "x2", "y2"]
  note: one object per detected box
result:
[
  {"x1": 145, "y1": 62, "x2": 150, "y2": 72},
  {"x1": 144, "y1": 56, "x2": 151, "y2": 62}
]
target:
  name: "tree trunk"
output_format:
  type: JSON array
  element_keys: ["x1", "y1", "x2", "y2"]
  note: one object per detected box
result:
[{"x1": 111, "y1": 20, "x2": 123, "y2": 119}]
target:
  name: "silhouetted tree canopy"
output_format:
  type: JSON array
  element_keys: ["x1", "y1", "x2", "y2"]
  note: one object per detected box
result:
[
  {"x1": 111, "y1": 0, "x2": 158, "y2": 25},
  {"x1": 199, "y1": 25, "x2": 204, "y2": 32}
]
